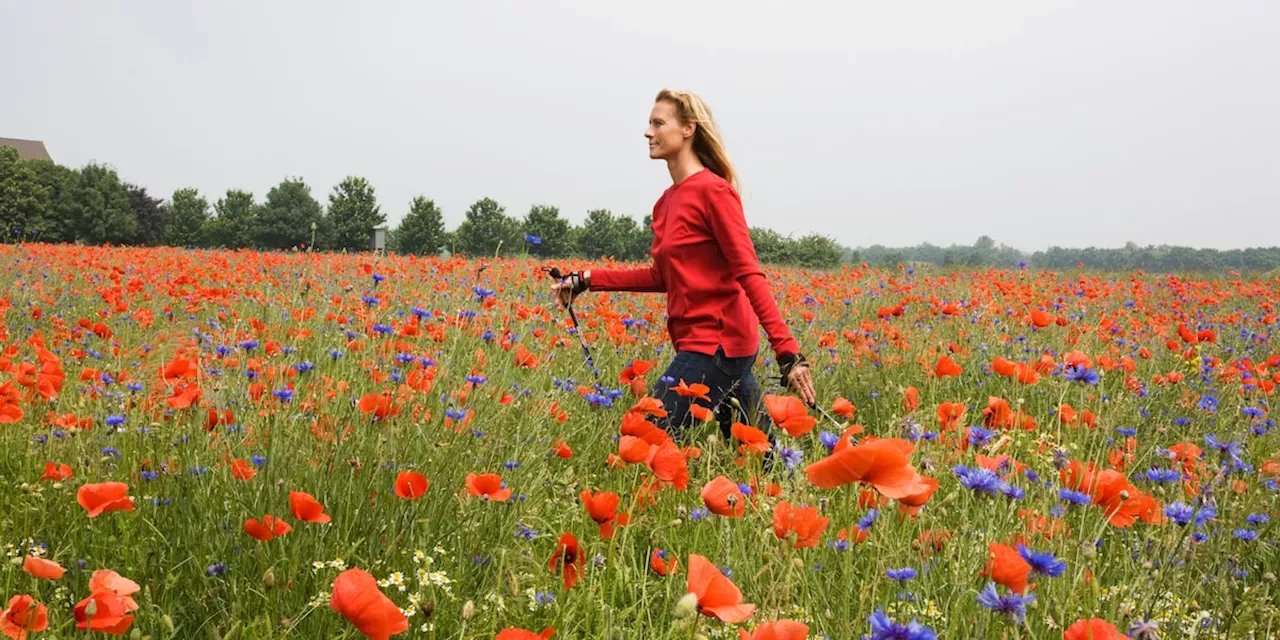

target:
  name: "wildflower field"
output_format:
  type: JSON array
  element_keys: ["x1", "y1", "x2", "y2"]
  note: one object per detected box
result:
[{"x1": 0, "y1": 243, "x2": 1277, "y2": 640}]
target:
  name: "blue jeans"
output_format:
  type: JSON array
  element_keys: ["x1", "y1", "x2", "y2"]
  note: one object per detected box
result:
[{"x1": 648, "y1": 346, "x2": 776, "y2": 444}]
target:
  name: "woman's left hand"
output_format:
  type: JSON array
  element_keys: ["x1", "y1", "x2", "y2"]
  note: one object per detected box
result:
[{"x1": 787, "y1": 362, "x2": 816, "y2": 406}]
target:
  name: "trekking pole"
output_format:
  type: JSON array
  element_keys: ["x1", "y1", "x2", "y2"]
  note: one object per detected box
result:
[{"x1": 542, "y1": 266, "x2": 599, "y2": 376}]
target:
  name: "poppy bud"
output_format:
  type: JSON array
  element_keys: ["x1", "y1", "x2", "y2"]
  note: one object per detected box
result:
[
  {"x1": 670, "y1": 519, "x2": 682, "y2": 527},
  {"x1": 1265, "y1": 572, "x2": 1277, "y2": 583},
  {"x1": 163, "y1": 615, "x2": 176, "y2": 633},
  {"x1": 130, "y1": 628, "x2": 143, "y2": 640},
  {"x1": 52, "y1": 482, "x2": 63, "y2": 490},
  {"x1": 674, "y1": 592, "x2": 699, "y2": 619},
  {"x1": 461, "y1": 600, "x2": 475, "y2": 620},
  {"x1": 262, "y1": 568, "x2": 275, "y2": 588},
  {"x1": 84, "y1": 599, "x2": 98, "y2": 617},
  {"x1": 791, "y1": 557, "x2": 805, "y2": 571}
]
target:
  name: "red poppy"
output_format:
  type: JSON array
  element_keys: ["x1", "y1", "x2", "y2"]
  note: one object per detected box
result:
[
  {"x1": 244, "y1": 514, "x2": 293, "y2": 541},
  {"x1": 805, "y1": 438, "x2": 928, "y2": 500},
  {"x1": 701, "y1": 476, "x2": 746, "y2": 517},
  {"x1": 674, "y1": 379, "x2": 711, "y2": 402},
  {"x1": 686, "y1": 554, "x2": 755, "y2": 623},
  {"x1": 551, "y1": 440, "x2": 573, "y2": 459},
  {"x1": 547, "y1": 532, "x2": 584, "y2": 590},
  {"x1": 982, "y1": 543, "x2": 1032, "y2": 594},
  {"x1": 738, "y1": 620, "x2": 809, "y2": 640},
  {"x1": 77, "y1": 482, "x2": 135, "y2": 518},
  {"x1": 1063, "y1": 618, "x2": 1125, "y2": 640},
  {"x1": 580, "y1": 490, "x2": 624, "y2": 539},
  {"x1": 358, "y1": 392, "x2": 400, "y2": 419},
  {"x1": 3, "y1": 594, "x2": 48, "y2": 639},
  {"x1": 39, "y1": 462, "x2": 73, "y2": 482},
  {"x1": 465, "y1": 473, "x2": 511, "y2": 502},
  {"x1": 732, "y1": 423, "x2": 772, "y2": 457},
  {"x1": 933, "y1": 355, "x2": 962, "y2": 377},
  {"x1": 497, "y1": 628, "x2": 556, "y2": 640},
  {"x1": 289, "y1": 491, "x2": 332, "y2": 523},
  {"x1": 22, "y1": 557, "x2": 65, "y2": 580},
  {"x1": 650, "y1": 548, "x2": 680, "y2": 576},
  {"x1": 763, "y1": 395, "x2": 817, "y2": 437},
  {"x1": 896, "y1": 476, "x2": 939, "y2": 516},
  {"x1": 832, "y1": 397, "x2": 856, "y2": 419},
  {"x1": 330, "y1": 568, "x2": 409, "y2": 640},
  {"x1": 771, "y1": 501, "x2": 829, "y2": 548},
  {"x1": 229, "y1": 458, "x2": 257, "y2": 481},
  {"x1": 902, "y1": 386, "x2": 920, "y2": 412},
  {"x1": 394, "y1": 471, "x2": 429, "y2": 500},
  {"x1": 72, "y1": 569, "x2": 139, "y2": 635}
]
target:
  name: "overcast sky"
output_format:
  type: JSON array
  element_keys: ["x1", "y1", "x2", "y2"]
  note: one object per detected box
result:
[{"x1": 3, "y1": 1, "x2": 1277, "y2": 251}]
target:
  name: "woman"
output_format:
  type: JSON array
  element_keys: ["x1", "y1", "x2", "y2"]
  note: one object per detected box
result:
[{"x1": 553, "y1": 88, "x2": 815, "y2": 442}]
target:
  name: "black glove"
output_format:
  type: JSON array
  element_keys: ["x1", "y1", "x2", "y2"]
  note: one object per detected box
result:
[
  {"x1": 776, "y1": 352, "x2": 808, "y2": 385},
  {"x1": 562, "y1": 271, "x2": 589, "y2": 300}
]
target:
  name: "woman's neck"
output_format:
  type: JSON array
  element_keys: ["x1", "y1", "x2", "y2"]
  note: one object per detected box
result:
[{"x1": 667, "y1": 150, "x2": 705, "y2": 185}]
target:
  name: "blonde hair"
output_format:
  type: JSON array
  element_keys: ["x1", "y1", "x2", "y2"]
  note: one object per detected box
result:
[{"x1": 655, "y1": 89, "x2": 737, "y2": 189}]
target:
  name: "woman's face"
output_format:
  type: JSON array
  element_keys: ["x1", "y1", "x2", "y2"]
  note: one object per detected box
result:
[{"x1": 645, "y1": 99, "x2": 692, "y2": 160}]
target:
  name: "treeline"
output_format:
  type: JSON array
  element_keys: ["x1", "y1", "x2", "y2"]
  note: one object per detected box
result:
[
  {"x1": 854, "y1": 236, "x2": 1280, "y2": 274},
  {"x1": 0, "y1": 148, "x2": 845, "y2": 267}
]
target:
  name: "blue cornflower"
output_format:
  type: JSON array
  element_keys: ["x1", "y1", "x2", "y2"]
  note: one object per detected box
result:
[
  {"x1": 1141, "y1": 468, "x2": 1183, "y2": 483},
  {"x1": 953, "y1": 465, "x2": 1006, "y2": 496},
  {"x1": 524, "y1": 233, "x2": 542, "y2": 245},
  {"x1": 857, "y1": 509, "x2": 880, "y2": 530},
  {"x1": 1116, "y1": 427, "x2": 1137, "y2": 438},
  {"x1": 1000, "y1": 484, "x2": 1025, "y2": 500},
  {"x1": 1194, "y1": 503, "x2": 1218, "y2": 528},
  {"x1": 1017, "y1": 545, "x2": 1066, "y2": 577},
  {"x1": 294, "y1": 361, "x2": 315, "y2": 373},
  {"x1": 1065, "y1": 366, "x2": 1100, "y2": 385},
  {"x1": 867, "y1": 608, "x2": 937, "y2": 640},
  {"x1": 976, "y1": 582, "x2": 1035, "y2": 621},
  {"x1": 251, "y1": 455, "x2": 267, "y2": 467},
  {"x1": 1165, "y1": 502, "x2": 1194, "y2": 526},
  {"x1": 272, "y1": 388, "x2": 293, "y2": 403},
  {"x1": 819, "y1": 430, "x2": 840, "y2": 451},
  {"x1": 126, "y1": 382, "x2": 143, "y2": 393},
  {"x1": 779, "y1": 447, "x2": 803, "y2": 469},
  {"x1": 1233, "y1": 529, "x2": 1259, "y2": 542},
  {"x1": 466, "y1": 374, "x2": 487, "y2": 385},
  {"x1": 690, "y1": 507, "x2": 710, "y2": 521},
  {"x1": 206, "y1": 562, "x2": 227, "y2": 576},
  {"x1": 513, "y1": 522, "x2": 538, "y2": 540},
  {"x1": 101, "y1": 447, "x2": 121, "y2": 457},
  {"x1": 1197, "y1": 395, "x2": 1219, "y2": 412},
  {"x1": 105, "y1": 415, "x2": 126, "y2": 427},
  {"x1": 1246, "y1": 513, "x2": 1269, "y2": 526},
  {"x1": 1243, "y1": 406, "x2": 1265, "y2": 418},
  {"x1": 371, "y1": 273, "x2": 385, "y2": 284},
  {"x1": 504, "y1": 460, "x2": 520, "y2": 470},
  {"x1": 140, "y1": 470, "x2": 158, "y2": 481},
  {"x1": 967, "y1": 426, "x2": 996, "y2": 448},
  {"x1": 1059, "y1": 488, "x2": 1092, "y2": 506},
  {"x1": 886, "y1": 567, "x2": 917, "y2": 582}
]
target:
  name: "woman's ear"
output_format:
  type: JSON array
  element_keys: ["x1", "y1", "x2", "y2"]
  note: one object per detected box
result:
[{"x1": 683, "y1": 121, "x2": 697, "y2": 141}]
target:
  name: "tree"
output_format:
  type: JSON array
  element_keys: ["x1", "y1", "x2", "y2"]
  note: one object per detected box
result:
[
  {"x1": 791, "y1": 233, "x2": 843, "y2": 269},
  {"x1": 521, "y1": 205, "x2": 571, "y2": 257},
  {"x1": 749, "y1": 227, "x2": 789, "y2": 265},
  {"x1": 453, "y1": 197, "x2": 519, "y2": 256},
  {"x1": 623, "y1": 214, "x2": 653, "y2": 261},
  {"x1": 23, "y1": 160, "x2": 79, "y2": 243},
  {"x1": 575, "y1": 209, "x2": 631, "y2": 259},
  {"x1": 204, "y1": 189, "x2": 257, "y2": 249},
  {"x1": 72, "y1": 163, "x2": 136, "y2": 245},
  {"x1": 0, "y1": 147, "x2": 49, "y2": 241},
  {"x1": 326, "y1": 176, "x2": 385, "y2": 251},
  {"x1": 126, "y1": 185, "x2": 169, "y2": 246},
  {"x1": 256, "y1": 178, "x2": 323, "y2": 250},
  {"x1": 394, "y1": 196, "x2": 447, "y2": 255},
  {"x1": 165, "y1": 188, "x2": 210, "y2": 248}
]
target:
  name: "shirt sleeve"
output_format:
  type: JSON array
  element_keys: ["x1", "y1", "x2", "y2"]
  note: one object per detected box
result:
[
  {"x1": 589, "y1": 265, "x2": 665, "y2": 293},
  {"x1": 702, "y1": 181, "x2": 802, "y2": 357}
]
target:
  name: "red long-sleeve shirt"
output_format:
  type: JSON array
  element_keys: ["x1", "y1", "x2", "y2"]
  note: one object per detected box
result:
[{"x1": 589, "y1": 169, "x2": 801, "y2": 359}]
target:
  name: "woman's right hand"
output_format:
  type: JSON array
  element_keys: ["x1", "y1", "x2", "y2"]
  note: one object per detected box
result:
[{"x1": 550, "y1": 270, "x2": 589, "y2": 307}]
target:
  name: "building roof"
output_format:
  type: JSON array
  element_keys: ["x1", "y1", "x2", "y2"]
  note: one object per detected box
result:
[{"x1": 0, "y1": 138, "x2": 52, "y2": 161}]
